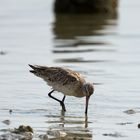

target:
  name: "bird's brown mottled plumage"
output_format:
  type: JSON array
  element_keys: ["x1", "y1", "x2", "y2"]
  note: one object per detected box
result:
[
  {"x1": 29, "y1": 65, "x2": 86, "y2": 97},
  {"x1": 29, "y1": 64, "x2": 94, "y2": 114}
]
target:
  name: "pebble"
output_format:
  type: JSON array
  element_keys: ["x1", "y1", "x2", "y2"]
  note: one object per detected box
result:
[
  {"x1": 123, "y1": 109, "x2": 136, "y2": 114},
  {"x1": 138, "y1": 124, "x2": 140, "y2": 128},
  {"x1": 0, "y1": 125, "x2": 33, "y2": 140}
]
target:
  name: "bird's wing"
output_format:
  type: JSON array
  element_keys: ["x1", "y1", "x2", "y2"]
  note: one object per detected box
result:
[
  {"x1": 29, "y1": 65, "x2": 85, "y2": 86},
  {"x1": 43, "y1": 67, "x2": 85, "y2": 86}
]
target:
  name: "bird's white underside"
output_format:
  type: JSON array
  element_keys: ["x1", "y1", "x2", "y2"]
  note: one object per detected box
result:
[{"x1": 45, "y1": 78, "x2": 85, "y2": 97}]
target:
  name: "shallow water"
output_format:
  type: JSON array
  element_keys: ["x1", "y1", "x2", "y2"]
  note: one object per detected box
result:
[{"x1": 0, "y1": 0, "x2": 140, "y2": 139}]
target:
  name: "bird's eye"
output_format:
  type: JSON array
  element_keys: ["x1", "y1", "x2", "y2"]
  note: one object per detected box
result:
[{"x1": 83, "y1": 84, "x2": 90, "y2": 96}]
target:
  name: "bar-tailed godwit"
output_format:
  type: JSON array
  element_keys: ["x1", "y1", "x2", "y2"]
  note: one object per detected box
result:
[{"x1": 29, "y1": 64, "x2": 94, "y2": 114}]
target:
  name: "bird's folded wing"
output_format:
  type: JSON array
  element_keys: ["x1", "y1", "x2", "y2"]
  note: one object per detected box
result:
[{"x1": 43, "y1": 67, "x2": 82, "y2": 86}]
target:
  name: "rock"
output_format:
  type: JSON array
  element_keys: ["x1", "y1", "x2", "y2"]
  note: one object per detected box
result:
[
  {"x1": 0, "y1": 125, "x2": 33, "y2": 140},
  {"x1": 54, "y1": 0, "x2": 118, "y2": 14},
  {"x1": 12, "y1": 125, "x2": 33, "y2": 133},
  {"x1": 38, "y1": 134, "x2": 48, "y2": 140},
  {"x1": 123, "y1": 109, "x2": 136, "y2": 114}
]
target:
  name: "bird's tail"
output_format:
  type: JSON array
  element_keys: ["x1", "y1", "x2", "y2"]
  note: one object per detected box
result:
[{"x1": 29, "y1": 64, "x2": 47, "y2": 76}]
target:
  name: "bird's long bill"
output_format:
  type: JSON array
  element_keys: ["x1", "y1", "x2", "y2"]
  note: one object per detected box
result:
[{"x1": 85, "y1": 96, "x2": 90, "y2": 115}]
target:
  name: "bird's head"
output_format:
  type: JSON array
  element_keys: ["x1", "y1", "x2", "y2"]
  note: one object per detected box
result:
[
  {"x1": 82, "y1": 82, "x2": 94, "y2": 97},
  {"x1": 82, "y1": 82, "x2": 94, "y2": 115}
]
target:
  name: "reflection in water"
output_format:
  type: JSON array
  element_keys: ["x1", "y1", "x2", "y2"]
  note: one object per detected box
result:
[
  {"x1": 53, "y1": 14, "x2": 117, "y2": 40},
  {"x1": 53, "y1": 48, "x2": 115, "y2": 53},
  {"x1": 54, "y1": 40, "x2": 108, "y2": 48},
  {"x1": 55, "y1": 57, "x2": 111, "y2": 63},
  {"x1": 45, "y1": 110, "x2": 92, "y2": 140},
  {"x1": 51, "y1": 12, "x2": 117, "y2": 139},
  {"x1": 0, "y1": 109, "x2": 92, "y2": 139},
  {"x1": 52, "y1": 13, "x2": 117, "y2": 63},
  {"x1": 46, "y1": 111, "x2": 88, "y2": 127}
]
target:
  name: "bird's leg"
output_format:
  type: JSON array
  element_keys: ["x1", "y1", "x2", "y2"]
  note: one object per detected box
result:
[
  {"x1": 61, "y1": 95, "x2": 66, "y2": 111},
  {"x1": 84, "y1": 115, "x2": 88, "y2": 128},
  {"x1": 62, "y1": 95, "x2": 66, "y2": 102},
  {"x1": 48, "y1": 90, "x2": 66, "y2": 112}
]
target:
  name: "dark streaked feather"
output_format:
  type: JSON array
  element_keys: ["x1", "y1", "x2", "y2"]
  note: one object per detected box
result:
[{"x1": 29, "y1": 64, "x2": 85, "y2": 86}]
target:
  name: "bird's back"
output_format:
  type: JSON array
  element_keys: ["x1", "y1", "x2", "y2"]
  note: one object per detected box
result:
[{"x1": 29, "y1": 65, "x2": 86, "y2": 97}]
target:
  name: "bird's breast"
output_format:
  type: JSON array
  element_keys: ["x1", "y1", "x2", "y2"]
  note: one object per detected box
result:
[{"x1": 51, "y1": 83, "x2": 84, "y2": 97}]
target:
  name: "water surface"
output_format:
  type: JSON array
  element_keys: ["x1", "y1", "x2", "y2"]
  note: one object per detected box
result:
[{"x1": 0, "y1": 0, "x2": 140, "y2": 139}]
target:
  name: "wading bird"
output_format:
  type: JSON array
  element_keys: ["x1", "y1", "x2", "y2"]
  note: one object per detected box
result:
[{"x1": 29, "y1": 64, "x2": 94, "y2": 115}]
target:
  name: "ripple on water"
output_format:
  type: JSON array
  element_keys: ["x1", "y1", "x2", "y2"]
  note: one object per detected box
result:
[
  {"x1": 0, "y1": 109, "x2": 93, "y2": 139},
  {"x1": 55, "y1": 58, "x2": 111, "y2": 63}
]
